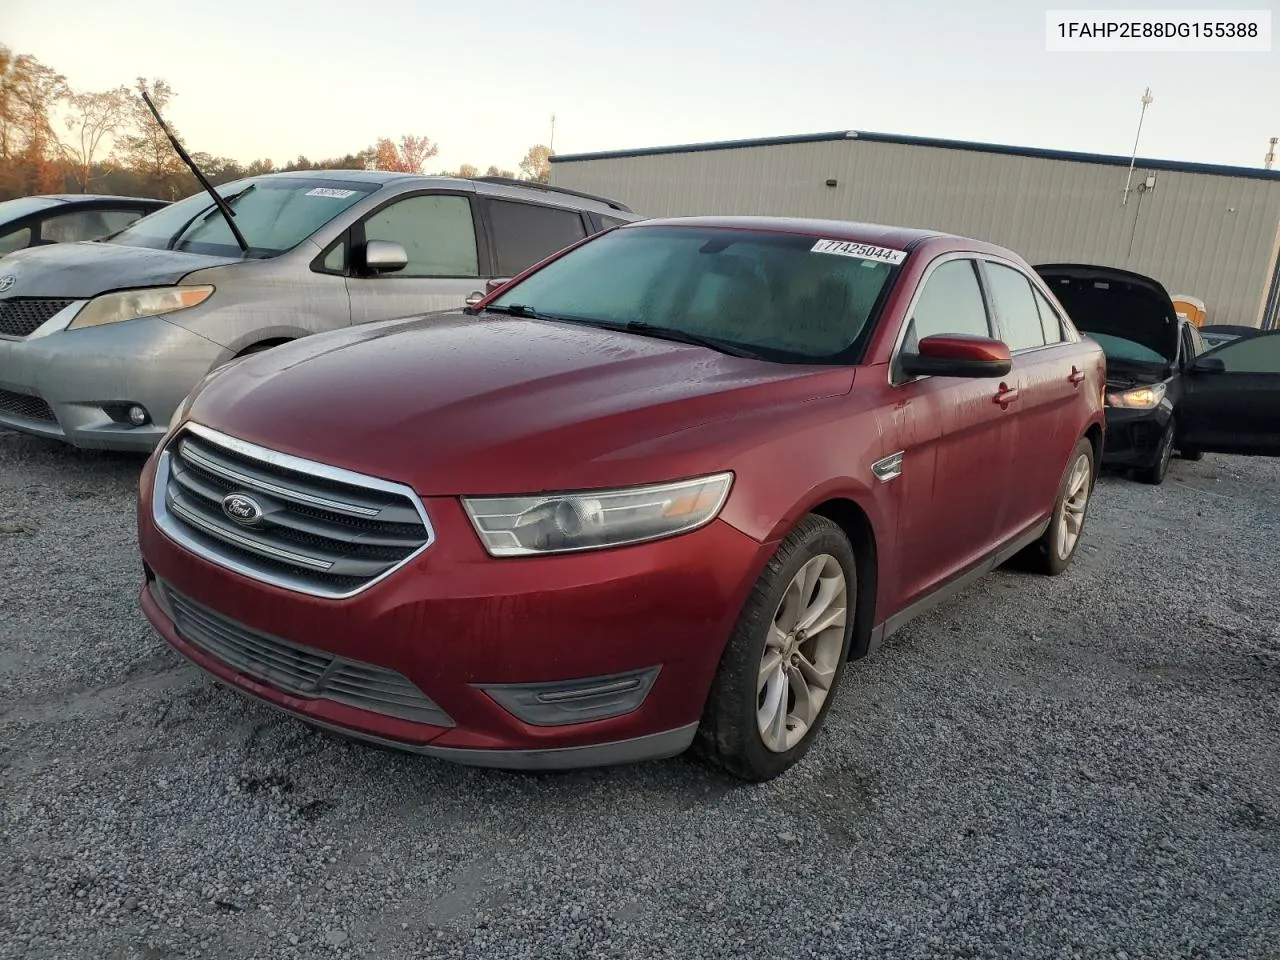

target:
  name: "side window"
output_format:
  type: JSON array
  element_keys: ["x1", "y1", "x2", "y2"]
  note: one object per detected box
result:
[
  {"x1": 1031, "y1": 287, "x2": 1064, "y2": 345},
  {"x1": 322, "y1": 240, "x2": 346, "y2": 273},
  {"x1": 0, "y1": 226, "x2": 32, "y2": 255},
  {"x1": 599, "y1": 215, "x2": 628, "y2": 230},
  {"x1": 906, "y1": 258, "x2": 991, "y2": 349},
  {"x1": 985, "y1": 262, "x2": 1047, "y2": 352},
  {"x1": 363, "y1": 194, "x2": 478, "y2": 278},
  {"x1": 487, "y1": 199, "x2": 588, "y2": 276},
  {"x1": 1187, "y1": 323, "x2": 1208, "y2": 357},
  {"x1": 1203, "y1": 331, "x2": 1280, "y2": 373},
  {"x1": 40, "y1": 209, "x2": 141, "y2": 243}
]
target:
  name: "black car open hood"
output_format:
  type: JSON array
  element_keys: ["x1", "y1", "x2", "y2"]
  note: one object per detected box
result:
[{"x1": 1034, "y1": 263, "x2": 1179, "y2": 364}]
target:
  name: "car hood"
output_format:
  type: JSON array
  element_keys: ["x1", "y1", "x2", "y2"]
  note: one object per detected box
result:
[
  {"x1": 185, "y1": 312, "x2": 856, "y2": 495},
  {"x1": 0, "y1": 241, "x2": 240, "y2": 299},
  {"x1": 1034, "y1": 263, "x2": 1179, "y2": 364}
]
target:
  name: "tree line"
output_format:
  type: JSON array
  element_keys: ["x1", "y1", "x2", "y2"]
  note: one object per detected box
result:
[{"x1": 0, "y1": 44, "x2": 553, "y2": 202}]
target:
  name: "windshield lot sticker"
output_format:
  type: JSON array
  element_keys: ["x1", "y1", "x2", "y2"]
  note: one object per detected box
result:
[
  {"x1": 810, "y1": 239, "x2": 907, "y2": 265},
  {"x1": 305, "y1": 187, "x2": 357, "y2": 199}
]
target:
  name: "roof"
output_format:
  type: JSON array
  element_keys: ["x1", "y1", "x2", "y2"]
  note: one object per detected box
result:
[
  {"x1": 42, "y1": 194, "x2": 168, "y2": 204},
  {"x1": 550, "y1": 129, "x2": 1280, "y2": 183},
  {"x1": 624, "y1": 214, "x2": 998, "y2": 252}
]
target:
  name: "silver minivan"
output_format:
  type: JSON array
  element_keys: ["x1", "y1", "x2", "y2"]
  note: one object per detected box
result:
[{"x1": 0, "y1": 171, "x2": 639, "y2": 451}]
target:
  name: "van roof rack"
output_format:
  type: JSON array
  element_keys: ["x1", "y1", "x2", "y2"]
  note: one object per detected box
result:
[{"x1": 471, "y1": 176, "x2": 633, "y2": 214}]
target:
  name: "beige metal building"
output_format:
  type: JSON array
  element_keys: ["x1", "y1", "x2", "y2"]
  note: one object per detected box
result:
[{"x1": 550, "y1": 130, "x2": 1280, "y2": 329}]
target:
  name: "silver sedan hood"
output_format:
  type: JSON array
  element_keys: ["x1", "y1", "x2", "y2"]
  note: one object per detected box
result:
[{"x1": 0, "y1": 241, "x2": 241, "y2": 299}]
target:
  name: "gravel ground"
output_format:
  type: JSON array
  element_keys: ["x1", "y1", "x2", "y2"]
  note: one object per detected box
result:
[{"x1": 0, "y1": 427, "x2": 1277, "y2": 960}]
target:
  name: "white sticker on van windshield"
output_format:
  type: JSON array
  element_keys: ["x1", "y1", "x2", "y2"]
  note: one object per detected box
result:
[
  {"x1": 305, "y1": 187, "x2": 356, "y2": 199},
  {"x1": 810, "y1": 239, "x2": 907, "y2": 265}
]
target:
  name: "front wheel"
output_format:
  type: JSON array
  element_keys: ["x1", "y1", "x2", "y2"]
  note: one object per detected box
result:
[{"x1": 695, "y1": 515, "x2": 856, "y2": 782}]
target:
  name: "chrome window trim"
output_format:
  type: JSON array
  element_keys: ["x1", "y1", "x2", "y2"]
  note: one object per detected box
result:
[{"x1": 153, "y1": 422, "x2": 436, "y2": 600}]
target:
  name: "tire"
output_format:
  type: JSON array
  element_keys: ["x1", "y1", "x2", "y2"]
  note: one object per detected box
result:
[
  {"x1": 1025, "y1": 437, "x2": 1095, "y2": 576},
  {"x1": 695, "y1": 515, "x2": 857, "y2": 782},
  {"x1": 1135, "y1": 417, "x2": 1175, "y2": 485}
]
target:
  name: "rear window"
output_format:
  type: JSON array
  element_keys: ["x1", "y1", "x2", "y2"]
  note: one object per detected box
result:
[
  {"x1": 109, "y1": 178, "x2": 378, "y2": 258},
  {"x1": 488, "y1": 225, "x2": 902, "y2": 363}
]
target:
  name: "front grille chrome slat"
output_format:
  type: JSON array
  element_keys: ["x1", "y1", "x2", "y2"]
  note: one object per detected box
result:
[
  {"x1": 155, "y1": 423, "x2": 435, "y2": 599},
  {"x1": 162, "y1": 584, "x2": 453, "y2": 727},
  {"x1": 0, "y1": 298, "x2": 74, "y2": 339}
]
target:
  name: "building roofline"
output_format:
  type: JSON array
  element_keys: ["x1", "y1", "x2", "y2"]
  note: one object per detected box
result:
[{"x1": 549, "y1": 129, "x2": 1280, "y2": 182}]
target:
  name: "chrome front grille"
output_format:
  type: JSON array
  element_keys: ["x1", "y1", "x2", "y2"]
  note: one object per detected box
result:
[
  {"x1": 160, "y1": 583, "x2": 453, "y2": 727},
  {"x1": 0, "y1": 298, "x2": 74, "y2": 338},
  {"x1": 155, "y1": 423, "x2": 434, "y2": 598},
  {"x1": 0, "y1": 388, "x2": 56, "y2": 423}
]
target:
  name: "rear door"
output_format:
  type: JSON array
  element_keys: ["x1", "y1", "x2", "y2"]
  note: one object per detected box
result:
[
  {"x1": 479, "y1": 196, "x2": 590, "y2": 279},
  {"x1": 980, "y1": 258, "x2": 1091, "y2": 536},
  {"x1": 1178, "y1": 331, "x2": 1280, "y2": 455},
  {"x1": 345, "y1": 190, "x2": 491, "y2": 324}
]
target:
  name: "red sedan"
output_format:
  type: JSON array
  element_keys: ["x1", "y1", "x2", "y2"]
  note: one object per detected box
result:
[{"x1": 137, "y1": 216, "x2": 1106, "y2": 781}]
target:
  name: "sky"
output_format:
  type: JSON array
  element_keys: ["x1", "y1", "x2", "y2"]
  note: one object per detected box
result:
[{"x1": 7, "y1": 0, "x2": 1278, "y2": 174}]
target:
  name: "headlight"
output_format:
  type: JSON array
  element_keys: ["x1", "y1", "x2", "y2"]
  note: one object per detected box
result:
[
  {"x1": 462, "y1": 472, "x2": 734, "y2": 557},
  {"x1": 1106, "y1": 382, "x2": 1167, "y2": 409},
  {"x1": 67, "y1": 284, "x2": 213, "y2": 330}
]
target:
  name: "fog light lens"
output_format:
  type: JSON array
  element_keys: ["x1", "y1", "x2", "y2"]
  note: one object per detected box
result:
[{"x1": 128, "y1": 405, "x2": 150, "y2": 426}]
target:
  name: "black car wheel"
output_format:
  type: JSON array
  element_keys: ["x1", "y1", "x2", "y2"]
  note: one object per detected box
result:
[{"x1": 1136, "y1": 417, "x2": 1175, "y2": 485}]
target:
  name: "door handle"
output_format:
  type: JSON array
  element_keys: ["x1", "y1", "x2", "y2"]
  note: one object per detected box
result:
[
  {"x1": 1068, "y1": 366, "x2": 1086, "y2": 385},
  {"x1": 993, "y1": 383, "x2": 1020, "y2": 407}
]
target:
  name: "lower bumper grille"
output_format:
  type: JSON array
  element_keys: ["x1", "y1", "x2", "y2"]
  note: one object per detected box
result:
[
  {"x1": 159, "y1": 583, "x2": 453, "y2": 727},
  {"x1": 0, "y1": 388, "x2": 56, "y2": 423}
]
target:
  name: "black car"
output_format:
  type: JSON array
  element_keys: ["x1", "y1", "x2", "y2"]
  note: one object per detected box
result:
[
  {"x1": 0, "y1": 194, "x2": 168, "y2": 257},
  {"x1": 1035, "y1": 263, "x2": 1280, "y2": 484}
]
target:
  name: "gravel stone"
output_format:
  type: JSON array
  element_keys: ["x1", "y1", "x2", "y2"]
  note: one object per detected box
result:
[{"x1": 1, "y1": 428, "x2": 1278, "y2": 959}]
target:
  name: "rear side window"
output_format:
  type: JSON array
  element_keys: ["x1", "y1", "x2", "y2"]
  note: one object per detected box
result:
[
  {"x1": 599, "y1": 215, "x2": 628, "y2": 230},
  {"x1": 1032, "y1": 287, "x2": 1064, "y2": 345},
  {"x1": 908, "y1": 259, "x2": 990, "y2": 343},
  {"x1": 363, "y1": 194, "x2": 479, "y2": 277},
  {"x1": 985, "y1": 262, "x2": 1047, "y2": 352},
  {"x1": 487, "y1": 199, "x2": 587, "y2": 276},
  {"x1": 0, "y1": 226, "x2": 31, "y2": 255}
]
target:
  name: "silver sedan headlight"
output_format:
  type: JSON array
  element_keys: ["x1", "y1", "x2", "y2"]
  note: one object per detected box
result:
[
  {"x1": 67, "y1": 284, "x2": 214, "y2": 330},
  {"x1": 462, "y1": 472, "x2": 734, "y2": 557}
]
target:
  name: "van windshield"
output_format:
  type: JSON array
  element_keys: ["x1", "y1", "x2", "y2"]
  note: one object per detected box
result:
[{"x1": 108, "y1": 178, "x2": 377, "y2": 258}]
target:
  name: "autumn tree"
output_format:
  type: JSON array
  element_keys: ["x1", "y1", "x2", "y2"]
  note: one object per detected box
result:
[
  {"x1": 485, "y1": 164, "x2": 516, "y2": 179},
  {"x1": 518, "y1": 144, "x2": 551, "y2": 183},
  {"x1": 0, "y1": 46, "x2": 69, "y2": 197},
  {"x1": 370, "y1": 134, "x2": 438, "y2": 173},
  {"x1": 60, "y1": 86, "x2": 129, "y2": 191},
  {"x1": 455, "y1": 163, "x2": 478, "y2": 178},
  {"x1": 113, "y1": 79, "x2": 189, "y2": 199}
]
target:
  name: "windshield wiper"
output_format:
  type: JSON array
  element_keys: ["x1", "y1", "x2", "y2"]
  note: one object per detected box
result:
[
  {"x1": 483, "y1": 303, "x2": 540, "y2": 317},
  {"x1": 167, "y1": 185, "x2": 256, "y2": 251},
  {"x1": 141, "y1": 89, "x2": 249, "y2": 256},
  {"x1": 618, "y1": 321, "x2": 767, "y2": 360}
]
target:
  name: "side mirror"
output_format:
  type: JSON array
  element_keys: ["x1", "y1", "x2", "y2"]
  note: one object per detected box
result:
[
  {"x1": 1191, "y1": 356, "x2": 1226, "y2": 375},
  {"x1": 363, "y1": 239, "x2": 408, "y2": 274},
  {"x1": 465, "y1": 278, "x2": 513, "y2": 308},
  {"x1": 899, "y1": 334, "x2": 1012, "y2": 379}
]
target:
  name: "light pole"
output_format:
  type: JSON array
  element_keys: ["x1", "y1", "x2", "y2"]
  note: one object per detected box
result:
[{"x1": 1122, "y1": 87, "x2": 1154, "y2": 206}]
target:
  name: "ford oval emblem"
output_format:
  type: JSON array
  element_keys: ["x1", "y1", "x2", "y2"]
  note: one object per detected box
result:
[
  {"x1": 0, "y1": 276, "x2": 16, "y2": 293},
  {"x1": 221, "y1": 492, "x2": 264, "y2": 526}
]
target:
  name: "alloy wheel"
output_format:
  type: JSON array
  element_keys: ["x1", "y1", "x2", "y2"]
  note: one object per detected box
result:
[
  {"x1": 757, "y1": 554, "x2": 848, "y2": 753},
  {"x1": 1055, "y1": 453, "x2": 1092, "y2": 560}
]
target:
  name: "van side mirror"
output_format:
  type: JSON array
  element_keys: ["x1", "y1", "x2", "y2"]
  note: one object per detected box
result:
[
  {"x1": 899, "y1": 334, "x2": 1013, "y2": 379},
  {"x1": 362, "y1": 239, "x2": 408, "y2": 274}
]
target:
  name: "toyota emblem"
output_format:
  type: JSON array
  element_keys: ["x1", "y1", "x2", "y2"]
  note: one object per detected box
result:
[
  {"x1": 0, "y1": 276, "x2": 16, "y2": 293},
  {"x1": 221, "y1": 492, "x2": 264, "y2": 526}
]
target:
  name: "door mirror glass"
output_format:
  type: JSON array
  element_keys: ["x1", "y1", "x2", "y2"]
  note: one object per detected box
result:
[
  {"x1": 900, "y1": 334, "x2": 1012, "y2": 379},
  {"x1": 363, "y1": 239, "x2": 408, "y2": 274}
]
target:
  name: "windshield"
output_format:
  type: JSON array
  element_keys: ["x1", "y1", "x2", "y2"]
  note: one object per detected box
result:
[
  {"x1": 108, "y1": 177, "x2": 378, "y2": 257},
  {"x1": 1087, "y1": 332, "x2": 1167, "y2": 365},
  {"x1": 0, "y1": 196, "x2": 64, "y2": 223},
  {"x1": 487, "y1": 225, "x2": 901, "y2": 362}
]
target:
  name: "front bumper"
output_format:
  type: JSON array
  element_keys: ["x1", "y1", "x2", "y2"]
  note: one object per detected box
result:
[
  {"x1": 1101, "y1": 404, "x2": 1172, "y2": 468},
  {"x1": 0, "y1": 313, "x2": 226, "y2": 451},
  {"x1": 136, "y1": 453, "x2": 773, "y2": 770}
]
